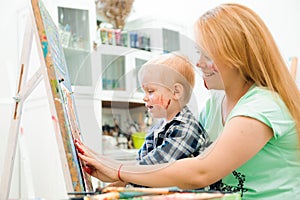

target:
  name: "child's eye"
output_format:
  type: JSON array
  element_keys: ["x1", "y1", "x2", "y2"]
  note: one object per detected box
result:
[{"x1": 148, "y1": 90, "x2": 154, "y2": 94}]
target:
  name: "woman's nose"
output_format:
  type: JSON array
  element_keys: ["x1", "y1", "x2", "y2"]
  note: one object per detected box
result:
[{"x1": 196, "y1": 60, "x2": 206, "y2": 69}]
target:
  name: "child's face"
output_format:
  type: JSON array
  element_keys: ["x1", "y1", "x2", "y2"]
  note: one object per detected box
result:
[{"x1": 142, "y1": 82, "x2": 173, "y2": 119}]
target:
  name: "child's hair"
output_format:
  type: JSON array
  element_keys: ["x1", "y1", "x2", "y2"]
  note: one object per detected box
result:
[{"x1": 139, "y1": 52, "x2": 195, "y2": 105}]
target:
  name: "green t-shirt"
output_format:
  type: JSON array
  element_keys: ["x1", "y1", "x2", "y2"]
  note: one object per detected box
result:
[
  {"x1": 199, "y1": 86, "x2": 300, "y2": 199},
  {"x1": 199, "y1": 89, "x2": 225, "y2": 142}
]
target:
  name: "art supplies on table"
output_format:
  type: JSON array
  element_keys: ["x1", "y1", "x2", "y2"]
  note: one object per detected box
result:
[{"x1": 68, "y1": 186, "x2": 241, "y2": 200}]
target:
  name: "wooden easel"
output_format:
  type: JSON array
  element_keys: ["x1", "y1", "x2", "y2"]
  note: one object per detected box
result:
[
  {"x1": 0, "y1": 16, "x2": 41, "y2": 200},
  {"x1": 0, "y1": 0, "x2": 92, "y2": 199}
]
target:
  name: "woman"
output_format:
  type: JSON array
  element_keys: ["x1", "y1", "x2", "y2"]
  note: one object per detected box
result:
[{"x1": 76, "y1": 3, "x2": 300, "y2": 199}]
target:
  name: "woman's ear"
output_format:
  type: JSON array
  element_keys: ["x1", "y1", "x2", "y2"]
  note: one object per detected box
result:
[{"x1": 173, "y1": 83, "x2": 184, "y2": 100}]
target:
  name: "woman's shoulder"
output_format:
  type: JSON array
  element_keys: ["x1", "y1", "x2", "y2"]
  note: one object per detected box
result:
[
  {"x1": 241, "y1": 85, "x2": 283, "y2": 107},
  {"x1": 231, "y1": 85, "x2": 293, "y2": 127},
  {"x1": 231, "y1": 86, "x2": 296, "y2": 142}
]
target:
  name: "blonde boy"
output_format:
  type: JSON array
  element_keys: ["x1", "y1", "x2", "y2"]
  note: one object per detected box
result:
[{"x1": 136, "y1": 52, "x2": 208, "y2": 164}]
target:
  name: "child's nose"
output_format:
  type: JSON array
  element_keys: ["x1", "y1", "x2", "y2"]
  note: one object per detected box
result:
[{"x1": 143, "y1": 96, "x2": 149, "y2": 102}]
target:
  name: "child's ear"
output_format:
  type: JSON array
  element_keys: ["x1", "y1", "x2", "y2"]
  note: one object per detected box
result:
[{"x1": 173, "y1": 83, "x2": 184, "y2": 100}]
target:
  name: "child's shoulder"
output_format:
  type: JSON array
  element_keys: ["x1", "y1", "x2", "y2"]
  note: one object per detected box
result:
[{"x1": 173, "y1": 106, "x2": 201, "y2": 126}]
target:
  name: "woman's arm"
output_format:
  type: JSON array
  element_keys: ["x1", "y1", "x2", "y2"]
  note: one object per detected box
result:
[{"x1": 77, "y1": 116, "x2": 273, "y2": 188}]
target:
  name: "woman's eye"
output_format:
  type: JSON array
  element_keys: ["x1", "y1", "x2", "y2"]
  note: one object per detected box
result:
[{"x1": 205, "y1": 55, "x2": 211, "y2": 60}]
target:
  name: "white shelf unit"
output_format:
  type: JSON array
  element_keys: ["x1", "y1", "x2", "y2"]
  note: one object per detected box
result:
[
  {"x1": 55, "y1": 0, "x2": 97, "y2": 86},
  {"x1": 94, "y1": 45, "x2": 155, "y2": 102}
]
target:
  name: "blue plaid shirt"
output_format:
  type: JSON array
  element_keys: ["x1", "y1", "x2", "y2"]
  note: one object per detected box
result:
[{"x1": 137, "y1": 106, "x2": 209, "y2": 165}]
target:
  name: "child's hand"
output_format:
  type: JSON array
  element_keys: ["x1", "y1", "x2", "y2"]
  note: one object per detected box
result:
[{"x1": 74, "y1": 139, "x2": 121, "y2": 182}]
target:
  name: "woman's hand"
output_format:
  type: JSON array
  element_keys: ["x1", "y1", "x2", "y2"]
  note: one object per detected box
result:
[{"x1": 74, "y1": 139, "x2": 121, "y2": 183}]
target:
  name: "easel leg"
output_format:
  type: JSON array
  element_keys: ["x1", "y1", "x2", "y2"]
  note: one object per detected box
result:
[{"x1": 0, "y1": 17, "x2": 34, "y2": 200}]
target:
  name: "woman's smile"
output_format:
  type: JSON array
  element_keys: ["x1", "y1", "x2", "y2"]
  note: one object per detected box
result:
[{"x1": 202, "y1": 71, "x2": 215, "y2": 78}]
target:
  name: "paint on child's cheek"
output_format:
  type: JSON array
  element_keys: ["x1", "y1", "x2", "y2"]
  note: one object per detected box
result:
[
  {"x1": 165, "y1": 99, "x2": 171, "y2": 109},
  {"x1": 150, "y1": 94, "x2": 164, "y2": 107}
]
